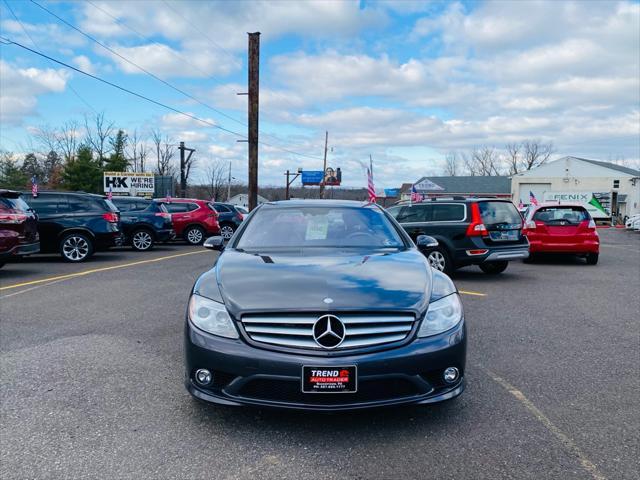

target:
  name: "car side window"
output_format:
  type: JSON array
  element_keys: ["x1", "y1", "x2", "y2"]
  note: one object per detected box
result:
[
  {"x1": 67, "y1": 197, "x2": 99, "y2": 212},
  {"x1": 396, "y1": 204, "x2": 431, "y2": 222},
  {"x1": 214, "y1": 204, "x2": 230, "y2": 213},
  {"x1": 27, "y1": 194, "x2": 68, "y2": 215},
  {"x1": 187, "y1": 203, "x2": 200, "y2": 212},
  {"x1": 432, "y1": 204, "x2": 465, "y2": 221},
  {"x1": 164, "y1": 203, "x2": 189, "y2": 213}
]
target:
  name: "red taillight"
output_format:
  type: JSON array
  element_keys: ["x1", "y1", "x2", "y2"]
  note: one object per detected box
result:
[
  {"x1": 102, "y1": 212, "x2": 119, "y2": 223},
  {"x1": 465, "y1": 203, "x2": 488, "y2": 237},
  {"x1": 0, "y1": 213, "x2": 27, "y2": 224},
  {"x1": 236, "y1": 213, "x2": 244, "y2": 221},
  {"x1": 466, "y1": 249, "x2": 489, "y2": 256}
]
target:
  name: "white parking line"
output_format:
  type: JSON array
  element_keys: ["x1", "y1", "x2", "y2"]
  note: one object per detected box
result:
[{"x1": 481, "y1": 367, "x2": 606, "y2": 480}]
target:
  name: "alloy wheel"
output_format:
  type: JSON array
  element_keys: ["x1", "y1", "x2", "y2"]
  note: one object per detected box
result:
[
  {"x1": 187, "y1": 228, "x2": 204, "y2": 244},
  {"x1": 427, "y1": 251, "x2": 446, "y2": 271},
  {"x1": 220, "y1": 225, "x2": 234, "y2": 240},
  {"x1": 132, "y1": 231, "x2": 153, "y2": 250},
  {"x1": 62, "y1": 235, "x2": 90, "y2": 261}
]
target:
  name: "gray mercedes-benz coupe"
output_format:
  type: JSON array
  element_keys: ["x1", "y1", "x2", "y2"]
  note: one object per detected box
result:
[{"x1": 185, "y1": 200, "x2": 466, "y2": 410}]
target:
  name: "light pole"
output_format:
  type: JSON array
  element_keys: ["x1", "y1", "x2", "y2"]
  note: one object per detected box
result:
[{"x1": 285, "y1": 167, "x2": 303, "y2": 200}]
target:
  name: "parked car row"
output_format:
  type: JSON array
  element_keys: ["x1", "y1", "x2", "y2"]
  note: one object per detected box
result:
[
  {"x1": 0, "y1": 189, "x2": 247, "y2": 266},
  {"x1": 387, "y1": 197, "x2": 601, "y2": 273}
]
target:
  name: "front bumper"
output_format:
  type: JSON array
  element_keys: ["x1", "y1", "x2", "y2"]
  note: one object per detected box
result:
[{"x1": 185, "y1": 319, "x2": 466, "y2": 411}]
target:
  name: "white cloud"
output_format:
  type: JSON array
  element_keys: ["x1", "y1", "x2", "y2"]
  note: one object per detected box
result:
[
  {"x1": 0, "y1": 61, "x2": 69, "y2": 125},
  {"x1": 72, "y1": 55, "x2": 96, "y2": 75}
]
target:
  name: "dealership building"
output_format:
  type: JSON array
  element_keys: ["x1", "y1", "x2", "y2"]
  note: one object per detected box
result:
[
  {"x1": 400, "y1": 176, "x2": 512, "y2": 201},
  {"x1": 511, "y1": 156, "x2": 640, "y2": 220}
]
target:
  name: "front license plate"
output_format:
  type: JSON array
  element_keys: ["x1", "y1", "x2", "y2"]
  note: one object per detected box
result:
[{"x1": 302, "y1": 366, "x2": 357, "y2": 393}]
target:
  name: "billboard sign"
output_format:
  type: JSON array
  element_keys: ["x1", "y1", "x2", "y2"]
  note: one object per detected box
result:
[
  {"x1": 104, "y1": 172, "x2": 155, "y2": 195},
  {"x1": 301, "y1": 171, "x2": 324, "y2": 185},
  {"x1": 384, "y1": 188, "x2": 400, "y2": 197}
]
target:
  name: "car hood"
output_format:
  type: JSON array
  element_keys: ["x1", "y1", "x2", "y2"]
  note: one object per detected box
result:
[{"x1": 195, "y1": 248, "x2": 431, "y2": 318}]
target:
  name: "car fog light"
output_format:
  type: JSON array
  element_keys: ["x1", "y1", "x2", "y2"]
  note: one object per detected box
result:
[
  {"x1": 195, "y1": 369, "x2": 212, "y2": 386},
  {"x1": 443, "y1": 367, "x2": 459, "y2": 384}
]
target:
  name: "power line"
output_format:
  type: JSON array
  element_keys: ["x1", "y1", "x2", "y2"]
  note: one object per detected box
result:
[
  {"x1": 1, "y1": 37, "x2": 324, "y2": 161},
  {"x1": 2, "y1": 0, "x2": 97, "y2": 114},
  {"x1": 28, "y1": 0, "x2": 324, "y2": 161},
  {"x1": 2, "y1": 37, "x2": 246, "y2": 138}
]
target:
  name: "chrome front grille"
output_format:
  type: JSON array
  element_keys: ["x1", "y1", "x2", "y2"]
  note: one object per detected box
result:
[{"x1": 241, "y1": 313, "x2": 415, "y2": 350}]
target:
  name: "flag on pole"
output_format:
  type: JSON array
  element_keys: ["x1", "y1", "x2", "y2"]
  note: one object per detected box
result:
[
  {"x1": 166, "y1": 190, "x2": 172, "y2": 203},
  {"x1": 518, "y1": 200, "x2": 524, "y2": 209},
  {"x1": 529, "y1": 191, "x2": 538, "y2": 206},
  {"x1": 107, "y1": 186, "x2": 113, "y2": 200},
  {"x1": 410, "y1": 185, "x2": 421, "y2": 203},
  {"x1": 366, "y1": 167, "x2": 376, "y2": 203},
  {"x1": 31, "y1": 176, "x2": 38, "y2": 198}
]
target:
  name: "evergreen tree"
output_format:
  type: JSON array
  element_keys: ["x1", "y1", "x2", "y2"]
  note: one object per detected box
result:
[
  {"x1": 43, "y1": 150, "x2": 62, "y2": 185},
  {"x1": 20, "y1": 153, "x2": 44, "y2": 182},
  {"x1": 104, "y1": 129, "x2": 129, "y2": 172},
  {"x1": 62, "y1": 145, "x2": 102, "y2": 193},
  {"x1": 0, "y1": 154, "x2": 29, "y2": 189}
]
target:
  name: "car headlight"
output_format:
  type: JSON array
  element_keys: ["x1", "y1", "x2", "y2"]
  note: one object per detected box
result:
[
  {"x1": 188, "y1": 294, "x2": 238, "y2": 339},
  {"x1": 418, "y1": 293, "x2": 463, "y2": 337}
]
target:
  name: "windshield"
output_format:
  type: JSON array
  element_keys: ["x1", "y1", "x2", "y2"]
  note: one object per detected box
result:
[{"x1": 235, "y1": 206, "x2": 405, "y2": 249}]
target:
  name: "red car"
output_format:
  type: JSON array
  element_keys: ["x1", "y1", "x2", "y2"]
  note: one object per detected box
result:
[
  {"x1": 522, "y1": 203, "x2": 599, "y2": 265},
  {"x1": 154, "y1": 198, "x2": 220, "y2": 245},
  {"x1": 0, "y1": 189, "x2": 40, "y2": 268}
]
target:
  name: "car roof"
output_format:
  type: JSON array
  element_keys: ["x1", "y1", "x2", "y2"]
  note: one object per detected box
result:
[
  {"x1": 534, "y1": 202, "x2": 587, "y2": 209},
  {"x1": 22, "y1": 190, "x2": 105, "y2": 199},
  {"x1": 154, "y1": 197, "x2": 205, "y2": 203},
  {"x1": 394, "y1": 197, "x2": 511, "y2": 206},
  {"x1": 263, "y1": 199, "x2": 372, "y2": 208}
]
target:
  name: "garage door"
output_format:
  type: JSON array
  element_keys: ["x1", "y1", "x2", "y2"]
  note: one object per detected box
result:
[{"x1": 519, "y1": 183, "x2": 551, "y2": 205}]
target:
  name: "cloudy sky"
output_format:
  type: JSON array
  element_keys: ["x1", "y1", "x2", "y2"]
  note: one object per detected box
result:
[{"x1": 1, "y1": 0, "x2": 638, "y2": 188}]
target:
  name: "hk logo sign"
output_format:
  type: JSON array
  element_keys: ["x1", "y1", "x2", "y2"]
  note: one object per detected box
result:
[
  {"x1": 103, "y1": 172, "x2": 154, "y2": 194},
  {"x1": 105, "y1": 176, "x2": 128, "y2": 189}
]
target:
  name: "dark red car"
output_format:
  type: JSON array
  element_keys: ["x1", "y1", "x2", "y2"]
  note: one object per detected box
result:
[
  {"x1": 154, "y1": 198, "x2": 220, "y2": 245},
  {"x1": 0, "y1": 189, "x2": 40, "y2": 268},
  {"x1": 522, "y1": 203, "x2": 599, "y2": 264}
]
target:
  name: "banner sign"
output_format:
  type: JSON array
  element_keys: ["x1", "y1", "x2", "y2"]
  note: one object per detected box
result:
[
  {"x1": 543, "y1": 191, "x2": 610, "y2": 219},
  {"x1": 104, "y1": 172, "x2": 155, "y2": 195},
  {"x1": 384, "y1": 188, "x2": 400, "y2": 197}
]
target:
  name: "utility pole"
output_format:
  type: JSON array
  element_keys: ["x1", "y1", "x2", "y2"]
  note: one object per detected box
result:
[
  {"x1": 284, "y1": 168, "x2": 302, "y2": 200},
  {"x1": 178, "y1": 141, "x2": 195, "y2": 198},
  {"x1": 227, "y1": 161, "x2": 232, "y2": 201},
  {"x1": 319, "y1": 130, "x2": 328, "y2": 199},
  {"x1": 247, "y1": 32, "x2": 260, "y2": 211}
]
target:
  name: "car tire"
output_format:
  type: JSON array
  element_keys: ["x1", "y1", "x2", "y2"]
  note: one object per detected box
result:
[
  {"x1": 479, "y1": 261, "x2": 509, "y2": 274},
  {"x1": 185, "y1": 226, "x2": 205, "y2": 245},
  {"x1": 586, "y1": 253, "x2": 599, "y2": 265},
  {"x1": 426, "y1": 247, "x2": 453, "y2": 274},
  {"x1": 131, "y1": 228, "x2": 154, "y2": 251},
  {"x1": 60, "y1": 232, "x2": 94, "y2": 262},
  {"x1": 220, "y1": 223, "x2": 235, "y2": 241}
]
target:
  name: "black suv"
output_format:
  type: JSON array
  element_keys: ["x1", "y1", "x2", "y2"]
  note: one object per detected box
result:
[
  {"x1": 387, "y1": 198, "x2": 529, "y2": 274},
  {"x1": 21, "y1": 191, "x2": 123, "y2": 262},
  {"x1": 210, "y1": 202, "x2": 244, "y2": 240},
  {"x1": 110, "y1": 196, "x2": 174, "y2": 251}
]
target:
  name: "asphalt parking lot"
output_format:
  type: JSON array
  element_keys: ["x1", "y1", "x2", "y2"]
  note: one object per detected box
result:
[{"x1": 1, "y1": 229, "x2": 638, "y2": 480}]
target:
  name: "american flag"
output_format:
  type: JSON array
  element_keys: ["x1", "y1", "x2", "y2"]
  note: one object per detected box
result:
[
  {"x1": 529, "y1": 191, "x2": 539, "y2": 206},
  {"x1": 31, "y1": 176, "x2": 38, "y2": 198},
  {"x1": 366, "y1": 167, "x2": 376, "y2": 203},
  {"x1": 107, "y1": 186, "x2": 113, "y2": 200},
  {"x1": 410, "y1": 185, "x2": 421, "y2": 203},
  {"x1": 166, "y1": 190, "x2": 172, "y2": 203}
]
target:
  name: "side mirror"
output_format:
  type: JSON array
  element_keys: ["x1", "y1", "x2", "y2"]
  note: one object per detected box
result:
[
  {"x1": 416, "y1": 235, "x2": 438, "y2": 248},
  {"x1": 203, "y1": 236, "x2": 225, "y2": 251}
]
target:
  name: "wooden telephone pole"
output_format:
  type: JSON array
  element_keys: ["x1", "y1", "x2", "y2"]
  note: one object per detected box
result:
[
  {"x1": 319, "y1": 131, "x2": 328, "y2": 199},
  {"x1": 247, "y1": 32, "x2": 260, "y2": 211},
  {"x1": 178, "y1": 141, "x2": 195, "y2": 198}
]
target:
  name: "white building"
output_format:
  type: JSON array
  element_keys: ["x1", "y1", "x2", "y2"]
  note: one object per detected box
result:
[
  {"x1": 511, "y1": 156, "x2": 640, "y2": 220},
  {"x1": 227, "y1": 193, "x2": 269, "y2": 209}
]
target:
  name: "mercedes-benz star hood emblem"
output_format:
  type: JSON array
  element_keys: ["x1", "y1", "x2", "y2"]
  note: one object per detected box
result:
[{"x1": 312, "y1": 315, "x2": 345, "y2": 349}]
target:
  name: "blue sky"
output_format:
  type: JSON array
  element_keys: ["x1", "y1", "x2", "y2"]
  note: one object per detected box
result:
[{"x1": 1, "y1": 0, "x2": 638, "y2": 188}]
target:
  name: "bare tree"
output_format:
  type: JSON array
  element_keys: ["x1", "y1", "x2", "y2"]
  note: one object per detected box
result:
[
  {"x1": 84, "y1": 112, "x2": 115, "y2": 165},
  {"x1": 203, "y1": 159, "x2": 227, "y2": 201},
  {"x1": 58, "y1": 120, "x2": 79, "y2": 163},
  {"x1": 522, "y1": 140, "x2": 554, "y2": 172},
  {"x1": 126, "y1": 129, "x2": 149, "y2": 172},
  {"x1": 505, "y1": 142, "x2": 521, "y2": 175},
  {"x1": 463, "y1": 147, "x2": 503, "y2": 176},
  {"x1": 443, "y1": 152, "x2": 459, "y2": 176},
  {"x1": 151, "y1": 129, "x2": 176, "y2": 177},
  {"x1": 33, "y1": 124, "x2": 59, "y2": 155}
]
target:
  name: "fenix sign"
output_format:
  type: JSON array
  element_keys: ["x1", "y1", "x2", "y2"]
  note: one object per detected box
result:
[{"x1": 104, "y1": 172, "x2": 155, "y2": 194}]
